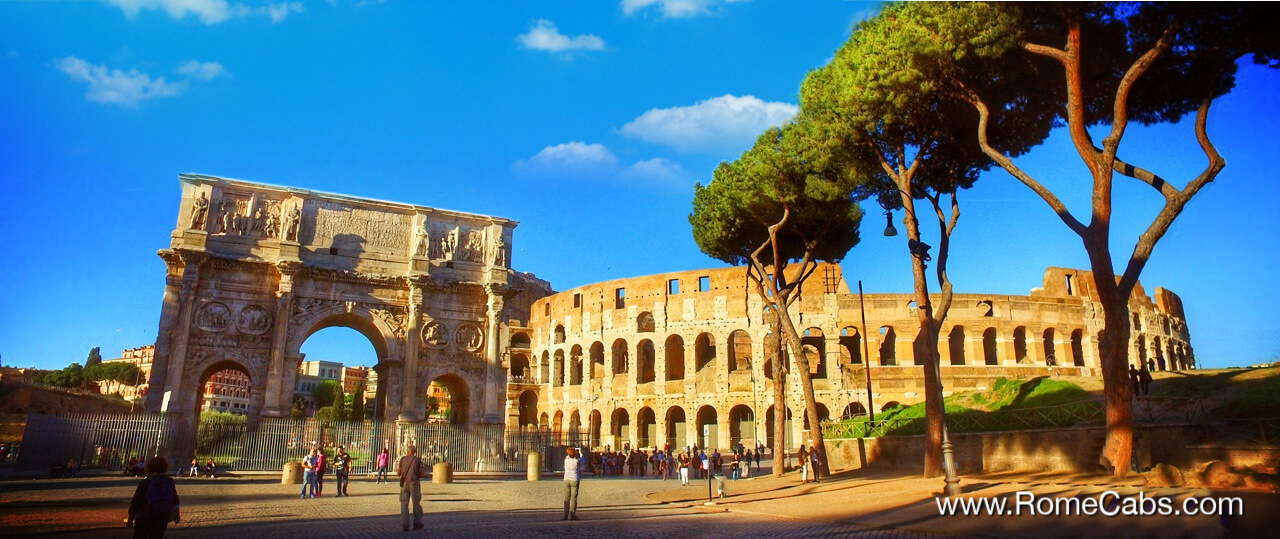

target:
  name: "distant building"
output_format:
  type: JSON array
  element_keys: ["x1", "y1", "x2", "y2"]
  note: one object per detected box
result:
[
  {"x1": 342, "y1": 366, "x2": 369, "y2": 395},
  {"x1": 202, "y1": 368, "x2": 251, "y2": 414},
  {"x1": 294, "y1": 359, "x2": 344, "y2": 414},
  {"x1": 98, "y1": 345, "x2": 154, "y2": 404}
]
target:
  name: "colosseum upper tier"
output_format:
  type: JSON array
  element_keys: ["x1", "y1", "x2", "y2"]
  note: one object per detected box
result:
[{"x1": 503, "y1": 264, "x2": 1194, "y2": 452}]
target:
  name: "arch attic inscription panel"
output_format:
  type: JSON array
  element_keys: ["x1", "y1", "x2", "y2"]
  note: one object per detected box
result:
[{"x1": 147, "y1": 174, "x2": 526, "y2": 435}]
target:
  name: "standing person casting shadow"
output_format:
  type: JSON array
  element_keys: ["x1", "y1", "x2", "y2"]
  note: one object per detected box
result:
[
  {"x1": 398, "y1": 445, "x2": 426, "y2": 532},
  {"x1": 563, "y1": 447, "x2": 582, "y2": 521},
  {"x1": 127, "y1": 456, "x2": 180, "y2": 539}
]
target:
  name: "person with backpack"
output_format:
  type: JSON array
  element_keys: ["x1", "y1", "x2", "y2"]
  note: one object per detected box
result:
[
  {"x1": 334, "y1": 445, "x2": 351, "y2": 496},
  {"x1": 127, "y1": 456, "x2": 180, "y2": 539},
  {"x1": 301, "y1": 448, "x2": 318, "y2": 499},
  {"x1": 398, "y1": 444, "x2": 427, "y2": 531}
]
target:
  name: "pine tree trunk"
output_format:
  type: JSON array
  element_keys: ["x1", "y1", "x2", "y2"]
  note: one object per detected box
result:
[{"x1": 771, "y1": 318, "x2": 787, "y2": 477}]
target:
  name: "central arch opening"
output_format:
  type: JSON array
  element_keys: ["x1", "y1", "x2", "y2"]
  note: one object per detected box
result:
[
  {"x1": 426, "y1": 374, "x2": 469, "y2": 425},
  {"x1": 298, "y1": 324, "x2": 382, "y2": 421}
]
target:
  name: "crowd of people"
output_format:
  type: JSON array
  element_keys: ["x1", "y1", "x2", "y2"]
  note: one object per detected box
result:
[{"x1": 586, "y1": 441, "x2": 767, "y2": 485}]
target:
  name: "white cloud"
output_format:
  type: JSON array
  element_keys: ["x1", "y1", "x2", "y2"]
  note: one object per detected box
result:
[
  {"x1": 514, "y1": 142, "x2": 687, "y2": 184},
  {"x1": 262, "y1": 2, "x2": 304, "y2": 23},
  {"x1": 105, "y1": 0, "x2": 233, "y2": 23},
  {"x1": 620, "y1": 157, "x2": 687, "y2": 181},
  {"x1": 177, "y1": 60, "x2": 226, "y2": 80},
  {"x1": 619, "y1": 94, "x2": 797, "y2": 153},
  {"x1": 56, "y1": 56, "x2": 186, "y2": 107},
  {"x1": 517, "y1": 20, "x2": 606, "y2": 54},
  {"x1": 513, "y1": 142, "x2": 618, "y2": 176},
  {"x1": 621, "y1": 0, "x2": 748, "y2": 19},
  {"x1": 103, "y1": 0, "x2": 304, "y2": 24}
]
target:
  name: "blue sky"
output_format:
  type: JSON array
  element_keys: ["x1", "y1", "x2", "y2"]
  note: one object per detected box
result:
[{"x1": 1, "y1": 1, "x2": 1277, "y2": 371}]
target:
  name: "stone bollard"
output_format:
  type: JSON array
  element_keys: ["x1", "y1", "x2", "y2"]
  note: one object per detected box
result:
[
  {"x1": 432, "y1": 461, "x2": 453, "y2": 484},
  {"x1": 282, "y1": 462, "x2": 302, "y2": 485},
  {"x1": 527, "y1": 451, "x2": 543, "y2": 481}
]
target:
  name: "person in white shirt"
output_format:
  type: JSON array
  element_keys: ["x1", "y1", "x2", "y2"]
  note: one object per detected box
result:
[{"x1": 563, "y1": 447, "x2": 582, "y2": 521}]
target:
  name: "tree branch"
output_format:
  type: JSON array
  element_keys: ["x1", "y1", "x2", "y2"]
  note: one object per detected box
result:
[
  {"x1": 1102, "y1": 19, "x2": 1180, "y2": 159},
  {"x1": 960, "y1": 88, "x2": 1088, "y2": 236},
  {"x1": 1106, "y1": 153, "x2": 1177, "y2": 200},
  {"x1": 1117, "y1": 99, "x2": 1226, "y2": 297},
  {"x1": 1022, "y1": 41, "x2": 1069, "y2": 65}
]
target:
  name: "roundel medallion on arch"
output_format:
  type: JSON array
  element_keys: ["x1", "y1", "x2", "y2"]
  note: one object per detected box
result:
[{"x1": 455, "y1": 323, "x2": 484, "y2": 352}]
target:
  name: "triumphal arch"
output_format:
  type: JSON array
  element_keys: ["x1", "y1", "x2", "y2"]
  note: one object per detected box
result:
[{"x1": 145, "y1": 174, "x2": 535, "y2": 434}]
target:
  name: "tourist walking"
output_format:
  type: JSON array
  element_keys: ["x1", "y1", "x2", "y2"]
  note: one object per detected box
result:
[
  {"x1": 301, "y1": 449, "x2": 318, "y2": 498},
  {"x1": 334, "y1": 446, "x2": 351, "y2": 496},
  {"x1": 1129, "y1": 365, "x2": 1142, "y2": 397},
  {"x1": 678, "y1": 453, "x2": 690, "y2": 485},
  {"x1": 809, "y1": 446, "x2": 822, "y2": 483},
  {"x1": 314, "y1": 450, "x2": 327, "y2": 497},
  {"x1": 398, "y1": 445, "x2": 426, "y2": 531},
  {"x1": 376, "y1": 448, "x2": 390, "y2": 484},
  {"x1": 1138, "y1": 365, "x2": 1153, "y2": 396},
  {"x1": 798, "y1": 445, "x2": 809, "y2": 483},
  {"x1": 563, "y1": 446, "x2": 582, "y2": 521},
  {"x1": 754, "y1": 448, "x2": 761, "y2": 471},
  {"x1": 127, "y1": 456, "x2": 180, "y2": 539}
]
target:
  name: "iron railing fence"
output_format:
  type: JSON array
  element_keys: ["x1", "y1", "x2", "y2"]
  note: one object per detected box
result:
[{"x1": 15, "y1": 412, "x2": 590, "y2": 475}]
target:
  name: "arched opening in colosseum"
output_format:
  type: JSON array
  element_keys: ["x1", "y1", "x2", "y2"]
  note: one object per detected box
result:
[
  {"x1": 427, "y1": 374, "x2": 469, "y2": 426},
  {"x1": 553, "y1": 349, "x2": 565, "y2": 388},
  {"x1": 1071, "y1": 329, "x2": 1085, "y2": 367},
  {"x1": 801, "y1": 328, "x2": 827, "y2": 378},
  {"x1": 539, "y1": 412, "x2": 549, "y2": 429},
  {"x1": 802, "y1": 403, "x2": 830, "y2": 430},
  {"x1": 842, "y1": 402, "x2": 867, "y2": 419},
  {"x1": 570, "y1": 345, "x2": 584, "y2": 385},
  {"x1": 725, "y1": 330, "x2": 751, "y2": 373},
  {"x1": 637, "y1": 340, "x2": 656, "y2": 384},
  {"x1": 666, "y1": 406, "x2": 687, "y2": 449},
  {"x1": 637, "y1": 407, "x2": 656, "y2": 448},
  {"x1": 1153, "y1": 336, "x2": 1166, "y2": 370},
  {"x1": 665, "y1": 335, "x2": 685, "y2": 382},
  {"x1": 510, "y1": 352, "x2": 531, "y2": 382},
  {"x1": 983, "y1": 328, "x2": 999, "y2": 365},
  {"x1": 518, "y1": 390, "x2": 538, "y2": 427},
  {"x1": 553, "y1": 410, "x2": 564, "y2": 435},
  {"x1": 1013, "y1": 327, "x2": 1029, "y2": 364},
  {"x1": 697, "y1": 405, "x2": 719, "y2": 450},
  {"x1": 590, "y1": 341, "x2": 605, "y2": 380},
  {"x1": 1043, "y1": 328, "x2": 1057, "y2": 365},
  {"x1": 881, "y1": 401, "x2": 901, "y2": 412},
  {"x1": 554, "y1": 324, "x2": 566, "y2": 344},
  {"x1": 878, "y1": 326, "x2": 897, "y2": 366},
  {"x1": 540, "y1": 351, "x2": 550, "y2": 384},
  {"x1": 611, "y1": 339, "x2": 629, "y2": 375},
  {"x1": 510, "y1": 331, "x2": 531, "y2": 349},
  {"x1": 637, "y1": 312, "x2": 655, "y2": 333},
  {"x1": 611, "y1": 408, "x2": 630, "y2": 448},
  {"x1": 1137, "y1": 335, "x2": 1149, "y2": 369},
  {"x1": 695, "y1": 333, "x2": 716, "y2": 373},
  {"x1": 729, "y1": 404, "x2": 755, "y2": 448},
  {"x1": 839, "y1": 327, "x2": 861, "y2": 365},
  {"x1": 589, "y1": 410, "x2": 602, "y2": 448},
  {"x1": 948, "y1": 326, "x2": 966, "y2": 365},
  {"x1": 765, "y1": 406, "x2": 792, "y2": 449},
  {"x1": 569, "y1": 410, "x2": 582, "y2": 440}
]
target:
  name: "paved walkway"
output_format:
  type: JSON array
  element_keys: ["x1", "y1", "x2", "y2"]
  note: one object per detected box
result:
[{"x1": 2, "y1": 467, "x2": 1276, "y2": 538}]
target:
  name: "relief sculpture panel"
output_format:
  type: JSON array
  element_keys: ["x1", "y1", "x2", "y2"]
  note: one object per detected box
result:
[{"x1": 309, "y1": 200, "x2": 410, "y2": 252}]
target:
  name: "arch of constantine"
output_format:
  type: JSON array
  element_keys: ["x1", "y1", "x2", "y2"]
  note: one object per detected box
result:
[
  {"x1": 146, "y1": 174, "x2": 550, "y2": 459},
  {"x1": 513, "y1": 264, "x2": 1194, "y2": 452}
]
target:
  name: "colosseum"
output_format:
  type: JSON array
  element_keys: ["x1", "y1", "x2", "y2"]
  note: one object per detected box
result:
[{"x1": 504, "y1": 264, "x2": 1194, "y2": 453}]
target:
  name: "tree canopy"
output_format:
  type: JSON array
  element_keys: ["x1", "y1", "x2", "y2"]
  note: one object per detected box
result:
[{"x1": 313, "y1": 379, "x2": 343, "y2": 408}]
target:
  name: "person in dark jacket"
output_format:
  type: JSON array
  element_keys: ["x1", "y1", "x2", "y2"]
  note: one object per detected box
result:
[{"x1": 127, "y1": 456, "x2": 180, "y2": 539}]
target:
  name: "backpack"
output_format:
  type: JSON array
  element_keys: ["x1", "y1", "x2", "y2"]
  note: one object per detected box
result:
[{"x1": 143, "y1": 475, "x2": 176, "y2": 523}]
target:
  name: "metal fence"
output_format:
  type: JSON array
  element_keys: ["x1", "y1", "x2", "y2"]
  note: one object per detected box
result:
[{"x1": 16, "y1": 412, "x2": 586, "y2": 475}]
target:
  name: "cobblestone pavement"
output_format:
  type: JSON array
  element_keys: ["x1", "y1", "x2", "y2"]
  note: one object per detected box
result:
[{"x1": 3, "y1": 469, "x2": 1277, "y2": 538}]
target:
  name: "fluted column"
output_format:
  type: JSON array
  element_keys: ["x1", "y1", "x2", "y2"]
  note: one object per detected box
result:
[
  {"x1": 399, "y1": 278, "x2": 427, "y2": 421},
  {"x1": 263, "y1": 260, "x2": 302, "y2": 416},
  {"x1": 483, "y1": 283, "x2": 506, "y2": 424}
]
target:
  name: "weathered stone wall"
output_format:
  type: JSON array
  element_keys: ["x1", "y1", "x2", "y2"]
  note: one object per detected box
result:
[{"x1": 519, "y1": 263, "x2": 1194, "y2": 452}]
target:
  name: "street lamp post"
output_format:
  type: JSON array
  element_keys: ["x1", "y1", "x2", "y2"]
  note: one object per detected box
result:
[
  {"x1": 857, "y1": 280, "x2": 875, "y2": 423},
  {"x1": 885, "y1": 209, "x2": 962, "y2": 496}
]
